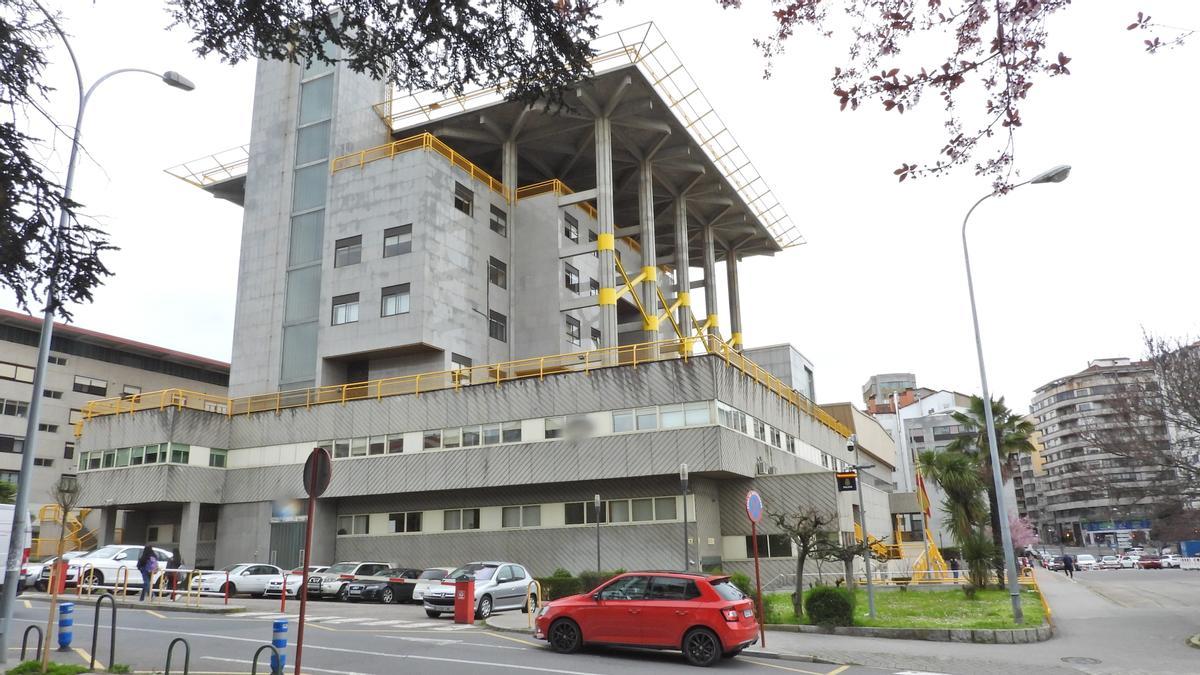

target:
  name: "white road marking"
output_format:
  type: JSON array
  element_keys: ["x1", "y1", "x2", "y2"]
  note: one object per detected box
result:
[
  {"x1": 895, "y1": 671, "x2": 952, "y2": 675},
  {"x1": 379, "y1": 635, "x2": 526, "y2": 651},
  {"x1": 204, "y1": 656, "x2": 373, "y2": 675},
  {"x1": 321, "y1": 617, "x2": 370, "y2": 624},
  {"x1": 434, "y1": 623, "x2": 476, "y2": 631}
]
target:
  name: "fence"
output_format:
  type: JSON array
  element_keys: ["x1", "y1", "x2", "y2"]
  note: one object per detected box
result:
[
  {"x1": 1182, "y1": 557, "x2": 1200, "y2": 570},
  {"x1": 70, "y1": 565, "x2": 232, "y2": 606}
]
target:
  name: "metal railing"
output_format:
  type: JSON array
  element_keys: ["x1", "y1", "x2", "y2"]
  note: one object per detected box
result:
[
  {"x1": 165, "y1": 145, "x2": 250, "y2": 188},
  {"x1": 76, "y1": 334, "x2": 852, "y2": 438},
  {"x1": 330, "y1": 132, "x2": 508, "y2": 199}
]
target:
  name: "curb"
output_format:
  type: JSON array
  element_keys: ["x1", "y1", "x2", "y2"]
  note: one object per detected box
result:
[
  {"x1": 764, "y1": 622, "x2": 1054, "y2": 644},
  {"x1": 20, "y1": 592, "x2": 246, "y2": 614},
  {"x1": 483, "y1": 616, "x2": 535, "y2": 635},
  {"x1": 742, "y1": 649, "x2": 836, "y2": 665}
]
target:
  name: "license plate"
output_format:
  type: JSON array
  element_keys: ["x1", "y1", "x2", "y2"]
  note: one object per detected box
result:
[{"x1": 742, "y1": 609, "x2": 754, "y2": 618}]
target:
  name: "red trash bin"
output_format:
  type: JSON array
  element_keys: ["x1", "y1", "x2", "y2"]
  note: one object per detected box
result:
[{"x1": 452, "y1": 575, "x2": 475, "y2": 625}]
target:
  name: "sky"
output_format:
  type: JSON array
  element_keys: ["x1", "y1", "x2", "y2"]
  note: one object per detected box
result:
[{"x1": 6, "y1": 0, "x2": 1199, "y2": 413}]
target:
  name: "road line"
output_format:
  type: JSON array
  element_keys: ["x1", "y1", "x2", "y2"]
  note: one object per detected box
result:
[
  {"x1": 377, "y1": 635, "x2": 526, "y2": 651},
  {"x1": 744, "y1": 658, "x2": 825, "y2": 675},
  {"x1": 22, "y1": 600, "x2": 31, "y2": 609},
  {"x1": 826, "y1": 667, "x2": 849, "y2": 675},
  {"x1": 145, "y1": 609, "x2": 167, "y2": 619},
  {"x1": 204, "y1": 656, "x2": 375, "y2": 675},
  {"x1": 75, "y1": 646, "x2": 102, "y2": 670},
  {"x1": 483, "y1": 631, "x2": 541, "y2": 647}
]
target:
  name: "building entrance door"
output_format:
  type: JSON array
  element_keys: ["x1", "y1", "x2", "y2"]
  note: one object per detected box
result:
[{"x1": 270, "y1": 521, "x2": 305, "y2": 570}]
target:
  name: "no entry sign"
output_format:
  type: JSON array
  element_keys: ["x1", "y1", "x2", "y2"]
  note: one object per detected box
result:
[{"x1": 745, "y1": 490, "x2": 763, "y2": 523}]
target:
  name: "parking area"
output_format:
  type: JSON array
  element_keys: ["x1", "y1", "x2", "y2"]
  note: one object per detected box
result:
[{"x1": 1067, "y1": 567, "x2": 1200, "y2": 609}]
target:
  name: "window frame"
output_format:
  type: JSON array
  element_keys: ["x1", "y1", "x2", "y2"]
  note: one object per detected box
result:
[
  {"x1": 331, "y1": 293, "x2": 360, "y2": 325},
  {"x1": 380, "y1": 284, "x2": 411, "y2": 317},
  {"x1": 383, "y1": 224, "x2": 413, "y2": 257},
  {"x1": 454, "y1": 182, "x2": 474, "y2": 216},
  {"x1": 333, "y1": 235, "x2": 363, "y2": 268},
  {"x1": 488, "y1": 257, "x2": 508, "y2": 289}
]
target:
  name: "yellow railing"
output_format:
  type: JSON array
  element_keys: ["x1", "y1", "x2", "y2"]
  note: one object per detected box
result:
[
  {"x1": 516, "y1": 179, "x2": 598, "y2": 220},
  {"x1": 854, "y1": 522, "x2": 901, "y2": 560},
  {"x1": 78, "y1": 335, "x2": 851, "y2": 438},
  {"x1": 330, "y1": 132, "x2": 508, "y2": 199}
]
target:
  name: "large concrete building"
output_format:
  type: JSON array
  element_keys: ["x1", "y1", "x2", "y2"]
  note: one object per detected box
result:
[{"x1": 72, "y1": 25, "x2": 868, "y2": 579}]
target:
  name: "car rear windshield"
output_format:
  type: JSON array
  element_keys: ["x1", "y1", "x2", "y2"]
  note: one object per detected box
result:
[
  {"x1": 449, "y1": 564, "x2": 497, "y2": 581},
  {"x1": 419, "y1": 569, "x2": 448, "y2": 580},
  {"x1": 711, "y1": 580, "x2": 746, "y2": 601},
  {"x1": 326, "y1": 563, "x2": 357, "y2": 574}
]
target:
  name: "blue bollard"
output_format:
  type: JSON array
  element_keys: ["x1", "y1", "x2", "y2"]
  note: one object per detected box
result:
[
  {"x1": 270, "y1": 619, "x2": 288, "y2": 674},
  {"x1": 57, "y1": 602, "x2": 74, "y2": 652}
]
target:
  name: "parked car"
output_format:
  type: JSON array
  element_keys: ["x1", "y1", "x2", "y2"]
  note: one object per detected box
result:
[
  {"x1": 1099, "y1": 555, "x2": 1121, "y2": 570},
  {"x1": 265, "y1": 566, "x2": 328, "y2": 598},
  {"x1": 308, "y1": 561, "x2": 393, "y2": 600},
  {"x1": 65, "y1": 545, "x2": 173, "y2": 589},
  {"x1": 192, "y1": 563, "x2": 283, "y2": 597},
  {"x1": 1046, "y1": 556, "x2": 1066, "y2": 571},
  {"x1": 346, "y1": 568, "x2": 423, "y2": 604},
  {"x1": 0, "y1": 505, "x2": 32, "y2": 596},
  {"x1": 1075, "y1": 554, "x2": 1098, "y2": 571},
  {"x1": 1118, "y1": 555, "x2": 1141, "y2": 569},
  {"x1": 411, "y1": 567, "x2": 456, "y2": 603},
  {"x1": 1136, "y1": 555, "x2": 1162, "y2": 570},
  {"x1": 423, "y1": 561, "x2": 535, "y2": 619},
  {"x1": 535, "y1": 571, "x2": 759, "y2": 667},
  {"x1": 31, "y1": 551, "x2": 89, "y2": 591},
  {"x1": 1160, "y1": 554, "x2": 1183, "y2": 568}
]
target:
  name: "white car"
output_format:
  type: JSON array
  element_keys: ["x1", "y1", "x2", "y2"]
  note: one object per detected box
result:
[
  {"x1": 192, "y1": 563, "x2": 283, "y2": 597},
  {"x1": 1160, "y1": 554, "x2": 1183, "y2": 568},
  {"x1": 1099, "y1": 555, "x2": 1121, "y2": 570},
  {"x1": 265, "y1": 566, "x2": 327, "y2": 598},
  {"x1": 66, "y1": 545, "x2": 173, "y2": 589},
  {"x1": 411, "y1": 567, "x2": 456, "y2": 602},
  {"x1": 423, "y1": 561, "x2": 535, "y2": 620},
  {"x1": 307, "y1": 561, "x2": 393, "y2": 600},
  {"x1": 1075, "y1": 554, "x2": 1098, "y2": 571},
  {"x1": 1118, "y1": 554, "x2": 1141, "y2": 569}
]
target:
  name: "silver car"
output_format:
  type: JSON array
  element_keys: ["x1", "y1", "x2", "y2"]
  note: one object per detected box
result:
[{"x1": 423, "y1": 561, "x2": 535, "y2": 620}]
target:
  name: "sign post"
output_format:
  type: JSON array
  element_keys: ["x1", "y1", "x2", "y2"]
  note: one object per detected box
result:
[
  {"x1": 744, "y1": 490, "x2": 766, "y2": 649},
  {"x1": 835, "y1": 472, "x2": 858, "y2": 492},
  {"x1": 294, "y1": 447, "x2": 331, "y2": 675}
]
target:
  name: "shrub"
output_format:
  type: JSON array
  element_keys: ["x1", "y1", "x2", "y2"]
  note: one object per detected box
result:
[
  {"x1": 5, "y1": 662, "x2": 89, "y2": 675},
  {"x1": 551, "y1": 568, "x2": 572, "y2": 578},
  {"x1": 535, "y1": 576, "x2": 584, "y2": 600},
  {"x1": 577, "y1": 569, "x2": 624, "y2": 593},
  {"x1": 804, "y1": 586, "x2": 855, "y2": 627},
  {"x1": 729, "y1": 572, "x2": 754, "y2": 599}
]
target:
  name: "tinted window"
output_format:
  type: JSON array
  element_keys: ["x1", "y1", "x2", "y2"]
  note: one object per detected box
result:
[
  {"x1": 599, "y1": 575, "x2": 649, "y2": 601},
  {"x1": 449, "y1": 563, "x2": 497, "y2": 581},
  {"x1": 710, "y1": 580, "x2": 747, "y2": 601},
  {"x1": 419, "y1": 569, "x2": 448, "y2": 580},
  {"x1": 511, "y1": 565, "x2": 526, "y2": 581},
  {"x1": 648, "y1": 576, "x2": 701, "y2": 600}
]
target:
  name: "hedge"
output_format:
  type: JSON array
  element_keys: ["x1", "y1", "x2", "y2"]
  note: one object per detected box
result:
[
  {"x1": 804, "y1": 585, "x2": 855, "y2": 627},
  {"x1": 535, "y1": 576, "x2": 585, "y2": 600}
]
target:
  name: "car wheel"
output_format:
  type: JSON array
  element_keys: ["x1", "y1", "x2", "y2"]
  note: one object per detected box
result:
[
  {"x1": 34, "y1": 581, "x2": 47, "y2": 592},
  {"x1": 476, "y1": 594, "x2": 493, "y2": 620},
  {"x1": 223, "y1": 582, "x2": 237, "y2": 597},
  {"x1": 381, "y1": 588, "x2": 395, "y2": 604},
  {"x1": 522, "y1": 593, "x2": 538, "y2": 614},
  {"x1": 548, "y1": 618, "x2": 582, "y2": 654},
  {"x1": 335, "y1": 585, "x2": 349, "y2": 602},
  {"x1": 426, "y1": 609, "x2": 441, "y2": 618},
  {"x1": 683, "y1": 628, "x2": 721, "y2": 667},
  {"x1": 83, "y1": 570, "x2": 104, "y2": 588}
]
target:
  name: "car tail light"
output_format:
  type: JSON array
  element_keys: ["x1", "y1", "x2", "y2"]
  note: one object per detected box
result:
[
  {"x1": 721, "y1": 607, "x2": 739, "y2": 622},
  {"x1": 21, "y1": 548, "x2": 30, "y2": 565}
]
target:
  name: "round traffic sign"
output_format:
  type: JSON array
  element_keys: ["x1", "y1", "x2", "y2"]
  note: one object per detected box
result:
[
  {"x1": 745, "y1": 490, "x2": 764, "y2": 523},
  {"x1": 303, "y1": 447, "x2": 333, "y2": 497}
]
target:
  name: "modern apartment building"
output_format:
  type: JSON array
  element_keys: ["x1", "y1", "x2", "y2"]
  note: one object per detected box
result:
[
  {"x1": 0, "y1": 309, "x2": 228, "y2": 516},
  {"x1": 1031, "y1": 357, "x2": 1168, "y2": 549},
  {"x1": 72, "y1": 25, "x2": 870, "y2": 579},
  {"x1": 1014, "y1": 420, "x2": 1045, "y2": 526}
]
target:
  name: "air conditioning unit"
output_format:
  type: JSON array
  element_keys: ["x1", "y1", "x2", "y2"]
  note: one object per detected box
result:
[
  {"x1": 755, "y1": 459, "x2": 767, "y2": 475},
  {"x1": 767, "y1": 466, "x2": 778, "y2": 475}
]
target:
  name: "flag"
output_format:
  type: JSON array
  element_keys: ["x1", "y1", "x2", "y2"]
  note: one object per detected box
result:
[{"x1": 916, "y1": 470, "x2": 932, "y2": 518}]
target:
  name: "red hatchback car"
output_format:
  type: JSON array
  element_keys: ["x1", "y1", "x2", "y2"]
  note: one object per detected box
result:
[{"x1": 534, "y1": 571, "x2": 758, "y2": 667}]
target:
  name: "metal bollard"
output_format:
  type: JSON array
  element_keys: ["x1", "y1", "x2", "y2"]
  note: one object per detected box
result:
[
  {"x1": 250, "y1": 644, "x2": 282, "y2": 675},
  {"x1": 20, "y1": 625, "x2": 43, "y2": 661},
  {"x1": 164, "y1": 636, "x2": 191, "y2": 674},
  {"x1": 57, "y1": 601, "x2": 74, "y2": 651},
  {"x1": 270, "y1": 619, "x2": 288, "y2": 673}
]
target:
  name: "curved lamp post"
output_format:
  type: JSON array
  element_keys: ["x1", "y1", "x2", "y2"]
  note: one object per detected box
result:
[
  {"x1": 962, "y1": 165, "x2": 1071, "y2": 625},
  {"x1": 0, "y1": 4, "x2": 194, "y2": 664}
]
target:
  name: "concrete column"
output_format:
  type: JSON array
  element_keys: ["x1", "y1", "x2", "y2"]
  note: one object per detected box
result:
[
  {"x1": 594, "y1": 117, "x2": 618, "y2": 347},
  {"x1": 500, "y1": 140, "x2": 518, "y2": 362},
  {"x1": 98, "y1": 506, "x2": 117, "y2": 546},
  {"x1": 673, "y1": 198, "x2": 691, "y2": 336},
  {"x1": 702, "y1": 223, "x2": 719, "y2": 342},
  {"x1": 179, "y1": 501, "x2": 200, "y2": 567},
  {"x1": 726, "y1": 249, "x2": 742, "y2": 350},
  {"x1": 638, "y1": 160, "x2": 659, "y2": 343}
]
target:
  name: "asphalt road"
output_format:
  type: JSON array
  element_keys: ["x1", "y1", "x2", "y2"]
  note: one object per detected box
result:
[{"x1": 7, "y1": 595, "x2": 898, "y2": 675}]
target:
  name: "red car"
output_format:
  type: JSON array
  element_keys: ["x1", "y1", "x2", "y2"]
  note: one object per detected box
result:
[
  {"x1": 1136, "y1": 555, "x2": 1162, "y2": 569},
  {"x1": 534, "y1": 571, "x2": 758, "y2": 667}
]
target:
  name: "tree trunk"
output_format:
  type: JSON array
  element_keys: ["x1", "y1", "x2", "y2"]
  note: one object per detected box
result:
[
  {"x1": 986, "y1": 480, "x2": 1005, "y2": 588},
  {"x1": 793, "y1": 551, "x2": 806, "y2": 619},
  {"x1": 843, "y1": 558, "x2": 855, "y2": 591}
]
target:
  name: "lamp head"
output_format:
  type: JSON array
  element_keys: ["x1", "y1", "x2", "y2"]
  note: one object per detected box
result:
[
  {"x1": 679, "y1": 463, "x2": 688, "y2": 482},
  {"x1": 161, "y1": 71, "x2": 196, "y2": 91},
  {"x1": 1030, "y1": 165, "x2": 1071, "y2": 184}
]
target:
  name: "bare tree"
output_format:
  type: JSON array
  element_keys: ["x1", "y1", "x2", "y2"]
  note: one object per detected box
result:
[
  {"x1": 815, "y1": 534, "x2": 888, "y2": 591},
  {"x1": 768, "y1": 506, "x2": 838, "y2": 620}
]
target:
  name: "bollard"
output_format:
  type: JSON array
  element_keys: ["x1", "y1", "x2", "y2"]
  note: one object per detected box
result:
[
  {"x1": 270, "y1": 619, "x2": 288, "y2": 673},
  {"x1": 250, "y1": 644, "x2": 282, "y2": 675},
  {"x1": 57, "y1": 601, "x2": 74, "y2": 652},
  {"x1": 20, "y1": 625, "x2": 43, "y2": 661}
]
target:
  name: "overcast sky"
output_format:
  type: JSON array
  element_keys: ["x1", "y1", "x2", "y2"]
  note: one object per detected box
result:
[{"x1": 7, "y1": 0, "x2": 1198, "y2": 413}]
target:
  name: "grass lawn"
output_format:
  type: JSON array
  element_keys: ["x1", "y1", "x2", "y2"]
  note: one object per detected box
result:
[{"x1": 763, "y1": 586, "x2": 1046, "y2": 629}]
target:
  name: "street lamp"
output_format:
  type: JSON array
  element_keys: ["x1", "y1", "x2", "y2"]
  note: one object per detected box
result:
[
  {"x1": 680, "y1": 464, "x2": 689, "y2": 572},
  {"x1": 0, "y1": 7, "x2": 195, "y2": 664},
  {"x1": 961, "y1": 164, "x2": 1071, "y2": 625},
  {"x1": 848, "y1": 435, "x2": 876, "y2": 618}
]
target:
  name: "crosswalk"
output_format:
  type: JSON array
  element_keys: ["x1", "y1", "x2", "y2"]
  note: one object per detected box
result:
[{"x1": 232, "y1": 611, "x2": 477, "y2": 631}]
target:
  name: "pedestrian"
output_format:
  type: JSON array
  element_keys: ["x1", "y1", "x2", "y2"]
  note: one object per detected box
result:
[
  {"x1": 136, "y1": 545, "x2": 158, "y2": 601},
  {"x1": 1062, "y1": 553, "x2": 1074, "y2": 579},
  {"x1": 950, "y1": 557, "x2": 960, "y2": 579},
  {"x1": 167, "y1": 548, "x2": 183, "y2": 601}
]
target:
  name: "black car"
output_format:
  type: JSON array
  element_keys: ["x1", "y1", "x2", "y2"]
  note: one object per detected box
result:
[{"x1": 345, "y1": 568, "x2": 423, "y2": 604}]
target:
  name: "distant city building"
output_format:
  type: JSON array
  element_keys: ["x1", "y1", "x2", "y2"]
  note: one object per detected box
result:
[
  {"x1": 1014, "y1": 418, "x2": 1045, "y2": 526},
  {"x1": 1031, "y1": 357, "x2": 1169, "y2": 550},
  {"x1": 743, "y1": 344, "x2": 816, "y2": 401}
]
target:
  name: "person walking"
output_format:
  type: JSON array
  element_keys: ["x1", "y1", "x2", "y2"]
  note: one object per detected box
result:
[
  {"x1": 167, "y1": 548, "x2": 183, "y2": 601},
  {"x1": 136, "y1": 545, "x2": 159, "y2": 601},
  {"x1": 949, "y1": 557, "x2": 960, "y2": 579},
  {"x1": 1062, "y1": 553, "x2": 1074, "y2": 579}
]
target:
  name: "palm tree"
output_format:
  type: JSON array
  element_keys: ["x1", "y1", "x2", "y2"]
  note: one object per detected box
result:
[
  {"x1": 0, "y1": 481, "x2": 14, "y2": 504},
  {"x1": 946, "y1": 396, "x2": 1036, "y2": 582},
  {"x1": 916, "y1": 449, "x2": 988, "y2": 543}
]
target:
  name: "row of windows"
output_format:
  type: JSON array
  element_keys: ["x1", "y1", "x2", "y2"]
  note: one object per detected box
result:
[
  {"x1": 453, "y1": 182, "x2": 510, "y2": 240},
  {"x1": 1, "y1": 399, "x2": 29, "y2": 418},
  {"x1": 564, "y1": 497, "x2": 677, "y2": 524},
  {"x1": 0, "y1": 361, "x2": 34, "y2": 384},
  {"x1": 0, "y1": 435, "x2": 73, "y2": 460},
  {"x1": 333, "y1": 225, "x2": 413, "y2": 268},
  {"x1": 75, "y1": 444, "x2": 220, "y2": 471},
  {"x1": 717, "y1": 402, "x2": 846, "y2": 471},
  {"x1": 331, "y1": 285, "x2": 411, "y2": 325}
]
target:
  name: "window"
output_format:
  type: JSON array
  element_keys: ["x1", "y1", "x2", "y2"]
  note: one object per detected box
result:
[
  {"x1": 502, "y1": 421, "x2": 521, "y2": 443},
  {"x1": 648, "y1": 576, "x2": 701, "y2": 601},
  {"x1": 336, "y1": 515, "x2": 370, "y2": 536},
  {"x1": 488, "y1": 257, "x2": 508, "y2": 289},
  {"x1": 0, "y1": 362, "x2": 34, "y2": 383},
  {"x1": 452, "y1": 353, "x2": 472, "y2": 370},
  {"x1": 661, "y1": 404, "x2": 685, "y2": 429},
  {"x1": 599, "y1": 575, "x2": 649, "y2": 601},
  {"x1": 443, "y1": 508, "x2": 480, "y2": 530},
  {"x1": 387, "y1": 434, "x2": 405, "y2": 454},
  {"x1": 63, "y1": 442, "x2": 74, "y2": 460},
  {"x1": 121, "y1": 385, "x2": 142, "y2": 398},
  {"x1": 423, "y1": 430, "x2": 441, "y2": 450},
  {"x1": 545, "y1": 416, "x2": 564, "y2": 439},
  {"x1": 612, "y1": 410, "x2": 634, "y2": 433},
  {"x1": 655, "y1": 497, "x2": 677, "y2": 520},
  {"x1": 37, "y1": 423, "x2": 57, "y2": 433},
  {"x1": 389, "y1": 512, "x2": 422, "y2": 533},
  {"x1": 333, "y1": 439, "x2": 350, "y2": 458},
  {"x1": 488, "y1": 311, "x2": 507, "y2": 342},
  {"x1": 72, "y1": 376, "x2": 108, "y2": 397},
  {"x1": 502, "y1": 505, "x2": 541, "y2": 528},
  {"x1": 47, "y1": 355, "x2": 67, "y2": 366},
  {"x1": 1, "y1": 471, "x2": 17, "y2": 484},
  {"x1": 609, "y1": 500, "x2": 629, "y2": 523},
  {"x1": 454, "y1": 182, "x2": 473, "y2": 215},
  {"x1": 565, "y1": 316, "x2": 581, "y2": 346},
  {"x1": 632, "y1": 498, "x2": 655, "y2": 521},
  {"x1": 381, "y1": 284, "x2": 410, "y2": 317},
  {"x1": 208, "y1": 449, "x2": 227, "y2": 468},
  {"x1": 332, "y1": 293, "x2": 359, "y2": 325},
  {"x1": 368, "y1": 436, "x2": 386, "y2": 455},
  {"x1": 43, "y1": 389, "x2": 63, "y2": 399},
  {"x1": 563, "y1": 213, "x2": 579, "y2": 242},
  {"x1": 1, "y1": 399, "x2": 29, "y2": 418},
  {"x1": 350, "y1": 437, "x2": 367, "y2": 457},
  {"x1": 462, "y1": 426, "x2": 480, "y2": 446},
  {"x1": 564, "y1": 263, "x2": 579, "y2": 293},
  {"x1": 588, "y1": 230, "x2": 598, "y2": 257},
  {"x1": 684, "y1": 402, "x2": 710, "y2": 425},
  {"x1": 334, "y1": 235, "x2": 362, "y2": 267},
  {"x1": 637, "y1": 407, "x2": 657, "y2": 430},
  {"x1": 591, "y1": 328, "x2": 602, "y2": 350},
  {"x1": 481, "y1": 423, "x2": 500, "y2": 445},
  {"x1": 383, "y1": 224, "x2": 413, "y2": 257},
  {"x1": 443, "y1": 427, "x2": 461, "y2": 449},
  {"x1": 33, "y1": 457, "x2": 53, "y2": 467},
  {"x1": 170, "y1": 443, "x2": 190, "y2": 464},
  {"x1": 589, "y1": 278, "x2": 599, "y2": 296},
  {"x1": 564, "y1": 502, "x2": 586, "y2": 525},
  {"x1": 489, "y1": 205, "x2": 507, "y2": 236},
  {"x1": 0, "y1": 436, "x2": 21, "y2": 454},
  {"x1": 745, "y1": 534, "x2": 794, "y2": 558}
]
